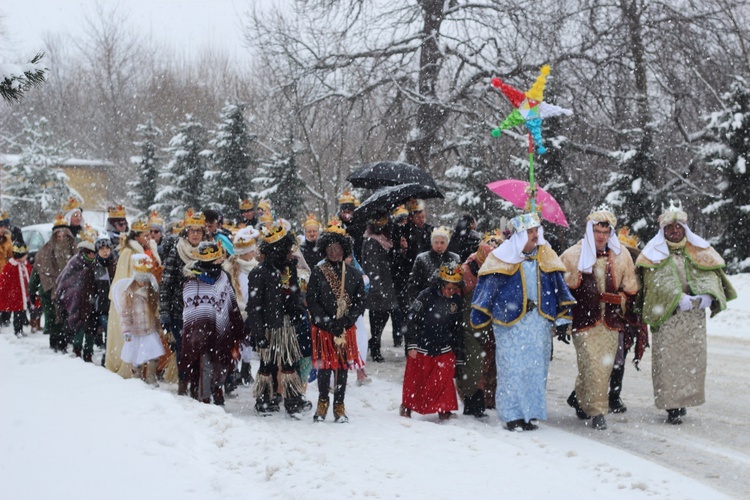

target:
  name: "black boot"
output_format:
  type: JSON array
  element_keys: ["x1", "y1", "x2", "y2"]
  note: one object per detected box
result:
[
  {"x1": 567, "y1": 391, "x2": 590, "y2": 420},
  {"x1": 240, "y1": 362, "x2": 253, "y2": 385},
  {"x1": 591, "y1": 414, "x2": 607, "y2": 430},
  {"x1": 463, "y1": 390, "x2": 488, "y2": 420},
  {"x1": 666, "y1": 408, "x2": 683, "y2": 425},
  {"x1": 608, "y1": 365, "x2": 627, "y2": 413},
  {"x1": 369, "y1": 338, "x2": 384, "y2": 363}
]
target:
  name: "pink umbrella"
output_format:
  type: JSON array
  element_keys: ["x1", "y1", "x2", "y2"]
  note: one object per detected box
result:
[{"x1": 486, "y1": 179, "x2": 569, "y2": 228}]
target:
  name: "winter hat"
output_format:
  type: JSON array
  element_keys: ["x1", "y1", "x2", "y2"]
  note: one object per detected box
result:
[
  {"x1": 12, "y1": 241, "x2": 28, "y2": 259},
  {"x1": 95, "y1": 236, "x2": 112, "y2": 251},
  {"x1": 77, "y1": 225, "x2": 98, "y2": 252}
]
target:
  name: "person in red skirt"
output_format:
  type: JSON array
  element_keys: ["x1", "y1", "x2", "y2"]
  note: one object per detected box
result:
[
  {"x1": 401, "y1": 261, "x2": 465, "y2": 421},
  {"x1": 0, "y1": 241, "x2": 32, "y2": 337}
]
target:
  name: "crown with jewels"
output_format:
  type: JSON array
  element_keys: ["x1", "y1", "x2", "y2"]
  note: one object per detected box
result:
[
  {"x1": 261, "y1": 220, "x2": 288, "y2": 244},
  {"x1": 392, "y1": 205, "x2": 408, "y2": 218},
  {"x1": 509, "y1": 212, "x2": 541, "y2": 233},
  {"x1": 303, "y1": 213, "x2": 321, "y2": 229},
  {"x1": 132, "y1": 253, "x2": 154, "y2": 273},
  {"x1": 107, "y1": 204, "x2": 126, "y2": 218},
  {"x1": 234, "y1": 231, "x2": 257, "y2": 251},
  {"x1": 338, "y1": 191, "x2": 356, "y2": 205},
  {"x1": 482, "y1": 229, "x2": 505, "y2": 245},
  {"x1": 438, "y1": 262, "x2": 463, "y2": 283},
  {"x1": 259, "y1": 211, "x2": 274, "y2": 226},
  {"x1": 148, "y1": 210, "x2": 164, "y2": 227},
  {"x1": 257, "y1": 198, "x2": 272, "y2": 212},
  {"x1": 52, "y1": 213, "x2": 68, "y2": 228},
  {"x1": 587, "y1": 203, "x2": 617, "y2": 227},
  {"x1": 62, "y1": 196, "x2": 82, "y2": 213},
  {"x1": 172, "y1": 220, "x2": 185, "y2": 235},
  {"x1": 0, "y1": 210, "x2": 8, "y2": 221},
  {"x1": 239, "y1": 198, "x2": 254, "y2": 211},
  {"x1": 194, "y1": 241, "x2": 225, "y2": 262},
  {"x1": 323, "y1": 216, "x2": 348, "y2": 235},
  {"x1": 617, "y1": 226, "x2": 639, "y2": 249},
  {"x1": 131, "y1": 218, "x2": 150, "y2": 233},
  {"x1": 431, "y1": 225, "x2": 451, "y2": 240},
  {"x1": 184, "y1": 208, "x2": 206, "y2": 228},
  {"x1": 659, "y1": 199, "x2": 688, "y2": 228}
]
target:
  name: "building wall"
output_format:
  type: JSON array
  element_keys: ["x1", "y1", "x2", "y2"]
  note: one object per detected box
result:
[{"x1": 59, "y1": 166, "x2": 110, "y2": 212}]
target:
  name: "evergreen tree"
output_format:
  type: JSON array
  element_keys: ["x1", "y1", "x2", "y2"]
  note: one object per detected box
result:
[
  {"x1": 702, "y1": 76, "x2": 750, "y2": 273},
  {"x1": 252, "y1": 134, "x2": 304, "y2": 222},
  {"x1": 203, "y1": 103, "x2": 255, "y2": 214},
  {"x1": 153, "y1": 115, "x2": 210, "y2": 217},
  {"x1": 0, "y1": 53, "x2": 46, "y2": 104},
  {"x1": 127, "y1": 117, "x2": 162, "y2": 212},
  {"x1": 1, "y1": 116, "x2": 73, "y2": 225}
]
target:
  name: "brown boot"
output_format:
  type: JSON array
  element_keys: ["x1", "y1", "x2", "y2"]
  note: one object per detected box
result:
[
  {"x1": 145, "y1": 360, "x2": 158, "y2": 386},
  {"x1": 313, "y1": 397, "x2": 329, "y2": 422},
  {"x1": 177, "y1": 380, "x2": 189, "y2": 396},
  {"x1": 333, "y1": 402, "x2": 348, "y2": 423},
  {"x1": 399, "y1": 404, "x2": 412, "y2": 418}
]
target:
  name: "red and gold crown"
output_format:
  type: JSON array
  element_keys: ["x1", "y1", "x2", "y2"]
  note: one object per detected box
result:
[
  {"x1": 239, "y1": 198, "x2": 254, "y2": 211},
  {"x1": 338, "y1": 191, "x2": 356, "y2": 205},
  {"x1": 132, "y1": 253, "x2": 154, "y2": 273},
  {"x1": 184, "y1": 208, "x2": 206, "y2": 228},
  {"x1": 438, "y1": 262, "x2": 463, "y2": 283},
  {"x1": 261, "y1": 220, "x2": 288, "y2": 244},
  {"x1": 302, "y1": 213, "x2": 321, "y2": 229},
  {"x1": 392, "y1": 205, "x2": 408, "y2": 218},
  {"x1": 324, "y1": 216, "x2": 347, "y2": 235},
  {"x1": 131, "y1": 218, "x2": 150, "y2": 233},
  {"x1": 148, "y1": 210, "x2": 164, "y2": 227},
  {"x1": 482, "y1": 229, "x2": 504, "y2": 245},
  {"x1": 12, "y1": 242, "x2": 28, "y2": 254},
  {"x1": 52, "y1": 213, "x2": 68, "y2": 228},
  {"x1": 172, "y1": 220, "x2": 185, "y2": 235},
  {"x1": 223, "y1": 220, "x2": 239, "y2": 234},
  {"x1": 617, "y1": 226, "x2": 640, "y2": 249},
  {"x1": 107, "y1": 204, "x2": 126, "y2": 218},
  {"x1": 62, "y1": 196, "x2": 82, "y2": 213}
]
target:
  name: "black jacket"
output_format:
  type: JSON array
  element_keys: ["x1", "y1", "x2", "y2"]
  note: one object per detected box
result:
[
  {"x1": 299, "y1": 238, "x2": 324, "y2": 269},
  {"x1": 306, "y1": 260, "x2": 366, "y2": 335},
  {"x1": 159, "y1": 242, "x2": 189, "y2": 324},
  {"x1": 360, "y1": 237, "x2": 397, "y2": 312},
  {"x1": 245, "y1": 260, "x2": 305, "y2": 342},
  {"x1": 406, "y1": 286, "x2": 464, "y2": 362},
  {"x1": 407, "y1": 250, "x2": 460, "y2": 301}
]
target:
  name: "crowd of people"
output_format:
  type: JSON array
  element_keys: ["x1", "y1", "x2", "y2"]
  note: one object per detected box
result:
[{"x1": 0, "y1": 194, "x2": 737, "y2": 430}]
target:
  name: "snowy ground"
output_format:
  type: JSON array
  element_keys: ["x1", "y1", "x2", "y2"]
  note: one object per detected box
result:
[{"x1": 2, "y1": 275, "x2": 748, "y2": 499}]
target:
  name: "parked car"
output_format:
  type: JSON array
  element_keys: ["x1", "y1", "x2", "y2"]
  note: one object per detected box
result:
[{"x1": 21, "y1": 223, "x2": 108, "y2": 264}]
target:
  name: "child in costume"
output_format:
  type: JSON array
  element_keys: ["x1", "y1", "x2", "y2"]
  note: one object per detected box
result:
[
  {"x1": 112, "y1": 254, "x2": 165, "y2": 385},
  {"x1": 401, "y1": 262, "x2": 465, "y2": 421},
  {"x1": 0, "y1": 241, "x2": 32, "y2": 337}
]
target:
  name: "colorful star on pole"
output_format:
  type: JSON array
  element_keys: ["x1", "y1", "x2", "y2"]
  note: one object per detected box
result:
[{"x1": 490, "y1": 65, "x2": 572, "y2": 154}]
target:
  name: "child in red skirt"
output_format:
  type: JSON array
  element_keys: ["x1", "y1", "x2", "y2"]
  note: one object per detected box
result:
[
  {"x1": 401, "y1": 262, "x2": 465, "y2": 420},
  {"x1": 0, "y1": 242, "x2": 32, "y2": 337}
]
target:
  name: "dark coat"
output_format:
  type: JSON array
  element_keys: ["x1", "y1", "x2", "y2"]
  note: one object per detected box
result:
[
  {"x1": 307, "y1": 260, "x2": 366, "y2": 334},
  {"x1": 406, "y1": 286, "x2": 464, "y2": 361},
  {"x1": 55, "y1": 252, "x2": 98, "y2": 333},
  {"x1": 360, "y1": 237, "x2": 397, "y2": 312},
  {"x1": 159, "y1": 240, "x2": 190, "y2": 324},
  {"x1": 299, "y1": 238, "x2": 324, "y2": 269},
  {"x1": 245, "y1": 260, "x2": 305, "y2": 343},
  {"x1": 94, "y1": 256, "x2": 117, "y2": 316},
  {"x1": 407, "y1": 250, "x2": 460, "y2": 301},
  {"x1": 447, "y1": 229, "x2": 482, "y2": 263}
]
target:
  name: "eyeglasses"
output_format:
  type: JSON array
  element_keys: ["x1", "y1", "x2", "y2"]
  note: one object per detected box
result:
[{"x1": 150, "y1": 229, "x2": 161, "y2": 234}]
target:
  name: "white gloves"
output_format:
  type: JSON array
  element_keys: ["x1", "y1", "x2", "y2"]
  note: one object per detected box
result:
[
  {"x1": 697, "y1": 294, "x2": 713, "y2": 310},
  {"x1": 678, "y1": 294, "x2": 694, "y2": 311},
  {"x1": 678, "y1": 294, "x2": 713, "y2": 312}
]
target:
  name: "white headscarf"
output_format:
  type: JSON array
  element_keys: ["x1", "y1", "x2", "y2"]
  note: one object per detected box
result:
[
  {"x1": 491, "y1": 225, "x2": 549, "y2": 264},
  {"x1": 641, "y1": 222, "x2": 710, "y2": 264},
  {"x1": 577, "y1": 220, "x2": 622, "y2": 273}
]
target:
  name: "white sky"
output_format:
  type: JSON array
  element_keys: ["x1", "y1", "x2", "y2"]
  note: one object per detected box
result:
[{"x1": 1, "y1": 0, "x2": 280, "y2": 63}]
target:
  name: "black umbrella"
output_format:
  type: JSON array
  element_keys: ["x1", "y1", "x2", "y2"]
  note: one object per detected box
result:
[
  {"x1": 347, "y1": 161, "x2": 440, "y2": 190},
  {"x1": 353, "y1": 182, "x2": 444, "y2": 223}
]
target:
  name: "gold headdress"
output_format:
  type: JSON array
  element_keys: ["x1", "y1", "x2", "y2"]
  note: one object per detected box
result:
[
  {"x1": 12, "y1": 242, "x2": 28, "y2": 254},
  {"x1": 194, "y1": 241, "x2": 225, "y2": 262},
  {"x1": 130, "y1": 218, "x2": 150, "y2": 233},
  {"x1": 184, "y1": 208, "x2": 206, "y2": 228},
  {"x1": 62, "y1": 196, "x2": 82, "y2": 213},
  {"x1": 438, "y1": 262, "x2": 463, "y2": 283},
  {"x1": 257, "y1": 198, "x2": 272, "y2": 212},
  {"x1": 239, "y1": 198, "x2": 255, "y2": 211},
  {"x1": 261, "y1": 220, "x2": 288, "y2": 244},
  {"x1": 303, "y1": 213, "x2": 321, "y2": 229},
  {"x1": 338, "y1": 191, "x2": 356, "y2": 205},
  {"x1": 132, "y1": 253, "x2": 154, "y2": 273},
  {"x1": 617, "y1": 226, "x2": 640, "y2": 249},
  {"x1": 107, "y1": 204, "x2": 126, "y2": 219},
  {"x1": 324, "y1": 216, "x2": 348, "y2": 235},
  {"x1": 148, "y1": 210, "x2": 164, "y2": 228}
]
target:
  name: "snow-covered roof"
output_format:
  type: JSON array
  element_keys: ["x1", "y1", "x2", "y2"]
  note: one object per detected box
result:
[{"x1": 0, "y1": 153, "x2": 114, "y2": 168}]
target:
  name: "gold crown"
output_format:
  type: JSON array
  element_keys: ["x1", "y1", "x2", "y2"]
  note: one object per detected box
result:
[
  {"x1": 184, "y1": 208, "x2": 206, "y2": 227},
  {"x1": 52, "y1": 213, "x2": 68, "y2": 227},
  {"x1": 338, "y1": 191, "x2": 356, "y2": 205},
  {"x1": 392, "y1": 205, "x2": 408, "y2": 218},
  {"x1": 172, "y1": 220, "x2": 185, "y2": 234},
  {"x1": 194, "y1": 241, "x2": 225, "y2": 261},
  {"x1": 438, "y1": 262, "x2": 463, "y2": 283},
  {"x1": 223, "y1": 220, "x2": 239, "y2": 234},
  {"x1": 80, "y1": 224, "x2": 98, "y2": 242},
  {"x1": 257, "y1": 198, "x2": 272, "y2": 212},
  {"x1": 370, "y1": 214, "x2": 389, "y2": 227},
  {"x1": 132, "y1": 253, "x2": 154, "y2": 273},
  {"x1": 0, "y1": 210, "x2": 8, "y2": 221},
  {"x1": 107, "y1": 204, "x2": 126, "y2": 218},
  {"x1": 239, "y1": 198, "x2": 254, "y2": 211},
  {"x1": 303, "y1": 213, "x2": 321, "y2": 229},
  {"x1": 354, "y1": 198, "x2": 361, "y2": 207},
  {"x1": 324, "y1": 216, "x2": 348, "y2": 235},
  {"x1": 12, "y1": 242, "x2": 28, "y2": 254},
  {"x1": 131, "y1": 218, "x2": 149, "y2": 233},
  {"x1": 482, "y1": 229, "x2": 505, "y2": 244},
  {"x1": 431, "y1": 225, "x2": 451, "y2": 240},
  {"x1": 234, "y1": 232, "x2": 257, "y2": 250},
  {"x1": 148, "y1": 210, "x2": 164, "y2": 227},
  {"x1": 406, "y1": 198, "x2": 425, "y2": 212},
  {"x1": 261, "y1": 220, "x2": 288, "y2": 244},
  {"x1": 62, "y1": 196, "x2": 82, "y2": 213},
  {"x1": 617, "y1": 226, "x2": 640, "y2": 249}
]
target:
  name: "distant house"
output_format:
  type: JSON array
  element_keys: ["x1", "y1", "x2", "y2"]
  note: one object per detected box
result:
[{"x1": 0, "y1": 154, "x2": 115, "y2": 212}]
